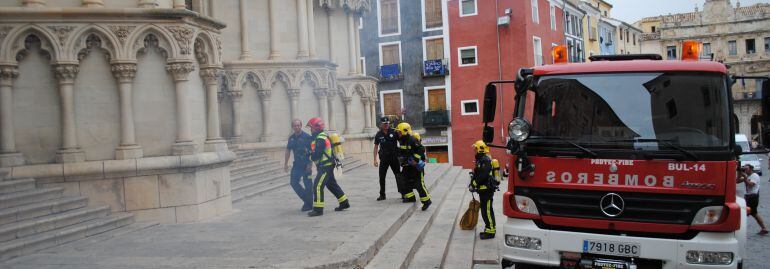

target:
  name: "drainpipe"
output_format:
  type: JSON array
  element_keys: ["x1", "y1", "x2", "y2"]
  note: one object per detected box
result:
[{"x1": 495, "y1": 0, "x2": 505, "y2": 141}]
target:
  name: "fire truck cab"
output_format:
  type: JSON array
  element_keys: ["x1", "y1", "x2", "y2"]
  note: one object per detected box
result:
[{"x1": 481, "y1": 48, "x2": 770, "y2": 269}]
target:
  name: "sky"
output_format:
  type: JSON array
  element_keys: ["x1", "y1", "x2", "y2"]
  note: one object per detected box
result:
[{"x1": 609, "y1": 0, "x2": 769, "y2": 23}]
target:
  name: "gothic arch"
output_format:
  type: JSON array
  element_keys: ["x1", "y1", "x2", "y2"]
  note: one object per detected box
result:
[
  {"x1": 192, "y1": 31, "x2": 220, "y2": 66},
  {"x1": 125, "y1": 24, "x2": 178, "y2": 60},
  {"x1": 270, "y1": 70, "x2": 294, "y2": 89},
  {"x1": 337, "y1": 84, "x2": 350, "y2": 98},
  {"x1": 353, "y1": 84, "x2": 369, "y2": 98},
  {"x1": 237, "y1": 71, "x2": 262, "y2": 91},
  {"x1": 300, "y1": 70, "x2": 321, "y2": 88},
  {"x1": 1, "y1": 24, "x2": 61, "y2": 64},
  {"x1": 64, "y1": 24, "x2": 120, "y2": 62}
]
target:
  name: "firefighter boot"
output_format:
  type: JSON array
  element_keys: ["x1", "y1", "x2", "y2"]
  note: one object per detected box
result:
[
  {"x1": 479, "y1": 232, "x2": 495, "y2": 240},
  {"x1": 421, "y1": 200, "x2": 432, "y2": 211},
  {"x1": 308, "y1": 209, "x2": 323, "y2": 217},
  {"x1": 334, "y1": 200, "x2": 350, "y2": 211}
]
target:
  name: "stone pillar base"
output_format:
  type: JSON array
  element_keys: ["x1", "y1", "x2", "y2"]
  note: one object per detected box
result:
[
  {"x1": 172, "y1": 142, "x2": 197, "y2": 156},
  {"x1": 204, "y1": 139, "x2": 229, "y2": 152},
  {"x1": 115, "y1": 145, "x2": 143, "y2": 160},
  {"x1": 228, "y1": 136, "x2": 242, "y2": 145},
  {"x1": 0, "y1": 152, "x2": 25, "y2": 167},
  {"x1": 56, "y1": 149, "x2": 86, "y2": 163}
]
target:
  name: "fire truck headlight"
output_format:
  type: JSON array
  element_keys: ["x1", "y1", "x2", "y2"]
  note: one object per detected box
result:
[
  {"x1": 508, "y1": 118, "x2": 531, "y2": 142},
  {"x1": 514, "y1": 195, "x2": 539, "y2": 215},
  {"x1": 686, "y1": 251, "x2": 733, "y2": 265},
  {"x1": 691, "y1": 206, "x2": 723, "y2": 225},
  {"x1": 505, "y1": 235, "x2": 542, "y2": 250}
]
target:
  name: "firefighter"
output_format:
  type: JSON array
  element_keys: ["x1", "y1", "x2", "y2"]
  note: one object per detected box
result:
[
  {"x1": 395, "y1": 122, "x2": 432, "y2": 210},
  {"x1": 373, "y1": 117, "x2": 405, "y2": 201},
  {"x1": 469, "y1": 140, "x2": 500, "y2": 240},
  {"x1": 306, "y1": 117, "x2": 350, "y2": 217}
]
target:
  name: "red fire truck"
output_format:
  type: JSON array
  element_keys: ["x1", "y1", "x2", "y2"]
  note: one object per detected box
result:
[{"x1": 481, "y1": 43, "x2": 769, "y2": 269}]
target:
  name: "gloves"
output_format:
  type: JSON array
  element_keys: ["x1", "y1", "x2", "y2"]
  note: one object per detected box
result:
[{"x1": 416, "y1": 160, "x2": 425, "y2": 171}]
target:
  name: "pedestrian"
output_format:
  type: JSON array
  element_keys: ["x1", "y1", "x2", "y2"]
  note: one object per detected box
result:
[
  {"x1": 738, "y1": 164, "x2": 768, "y2": 235},
  {"x1": 306, "y1": 117, "x2": 350, "y2": 217},
  {"x1": 395, "y1": 122, "x2": 431, "y2": 210},
  {"x1": 373, "y1": 116, "x2": 405, "y2": 201},
  {"x1": 284, "y1": 119, "x2": 314, "y2": 212},
  {"x1": 469, "y1": 140, "x2": 500, "y2": 240}
]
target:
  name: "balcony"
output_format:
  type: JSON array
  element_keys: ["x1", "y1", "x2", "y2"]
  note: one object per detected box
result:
[
  {"x1": 423, "y1": 59, "x2": 449, "y2": 77},
  {"x1": 378, "y1": 64, "x2": 403, "y2": 81},
  {"x1": 422, "y1": 109, "x2": 451, "y2": 127}
]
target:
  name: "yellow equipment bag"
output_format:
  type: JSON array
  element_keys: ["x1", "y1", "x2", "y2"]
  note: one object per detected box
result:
[{"x1": 459, "y1": 194, "x2": 480, "y2": 230}]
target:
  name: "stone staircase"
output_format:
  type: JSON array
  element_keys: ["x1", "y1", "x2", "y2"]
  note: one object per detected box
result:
[
  {"x1": 230, "y1": 149, "x2": 368, "y2": 203},
  {"x1": 0, "y1": 177, "x2": 135, "y2": 261}
]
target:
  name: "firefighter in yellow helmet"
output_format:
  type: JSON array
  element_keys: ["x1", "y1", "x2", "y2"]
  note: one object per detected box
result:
[
  {"x1": 306, "y1": 117, "x2": 349, "y2": 217},
  {"x1": 395, "y1": 122, "x2": 431, "y2": 210},
  {"x1": 469, "y1": 140, "x2": 500, "y2": 239}
]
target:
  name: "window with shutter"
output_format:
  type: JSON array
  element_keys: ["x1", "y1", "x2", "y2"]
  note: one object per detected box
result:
[
  {"x1": 425, "y1": 38, "x2": 444, "y2": 60},
  {"x1": 424, "y1": 0, "x2": 443, "y2": 29},
  {"x1": 381, "y1": 44, "x2": 401, "y2": 65},
  {"x1": 380, "y1": 0, "x2": 399, "y2": 35}
]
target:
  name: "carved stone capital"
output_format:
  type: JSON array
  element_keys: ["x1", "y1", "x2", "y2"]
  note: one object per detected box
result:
[
  {"x1": 165, "y1": 26, "x2": 194, "y2": 55},
  {"x1": 342, "y1": 96, "x2": 352, "y2": 105},
  {"x1": 111, "y1": 63, "x2": 137, "y2": 82},
  {"x1": 0, "y1": 66, "x2": 19, "y2": 85},
  {"x1": 256, "y1": 89, "x2": 272, "y2": 100},
  {"x1": 361, "y1": 97, "x2": 371, "y2": 105},
  {"x1": 166, "y1": 62, "x2": 196, "y2": 81},
  {"x1": 227, "y1": 90, "x2": 244, "y2": 100},
  {"x1": 326, "y1": 89, "x2": 338, "y2": 100},
  {"x1": 313, "y1": 88, "x2": 329, "y2": 98},
  {"x1": 53, "y1": 64, "x2": 79, "y2": 83},
  {"x1": 287, "y1": 89, "x2": 301, "y2": 99},
  {"x1": 199, "y1": 68, "x2": 223, "y2": 85}
]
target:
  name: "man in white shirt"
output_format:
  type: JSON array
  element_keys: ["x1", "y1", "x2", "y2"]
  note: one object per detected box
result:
[{"x1": 738, "y1": 164, "x2": 768, "y2": 235}]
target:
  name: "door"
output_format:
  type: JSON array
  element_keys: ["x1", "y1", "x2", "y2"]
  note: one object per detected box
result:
[
  {"x1": 382, "y1": 92, "x2": 402, "y2": 118},
  {"x1": 427, "y1": 89, "x2": 446, "y2": 111}
]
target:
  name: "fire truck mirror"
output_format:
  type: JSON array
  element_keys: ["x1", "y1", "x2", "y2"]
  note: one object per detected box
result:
[
  {"x1": 762, "y1": 80, "x2": 770, "y2": 124},
  {"x1": 483, "y1": 126, "x2": 495, "y2": 143},
  {"x1": 483, "y1": 83, "x2": 497, "y2": 123}
]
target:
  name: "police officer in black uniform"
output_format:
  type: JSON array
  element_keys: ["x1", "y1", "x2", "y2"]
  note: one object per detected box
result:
[{"x1": 373, "y1": 117, "x2": 405, "y2": 201}]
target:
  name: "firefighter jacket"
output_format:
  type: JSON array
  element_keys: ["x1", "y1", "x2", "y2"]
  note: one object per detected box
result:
[
  {"x1": 310, "y1": 131, "x2": 334, "y2": 168},
  {"x1": 397, "y1": 134, "x2": 426, "y2": 167},
  {"x1": 471, "y1": 154, "x2": 496, "y2": 191}
]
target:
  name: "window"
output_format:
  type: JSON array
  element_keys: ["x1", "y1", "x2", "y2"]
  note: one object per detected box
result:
[
  {"x1": 460, "y1": 0, "x2": 477, "y2": 17},
  {"x1": 378, "y1": 0, "x2": 399, "y2": 36},
  {"x1": 702, "y1": 43, "x2": 712, "y2": 57},
  {"x1": 533, "y1": 36, "x2": 543, "y2": 66},
  {"x1": 565, "y1": 12, "x2": 571, "y2": 34},
  {"x1": 461, "y1": 100, "x2": 479, "y2": 115},
  {"x1": 728, "y1": 40, "x2": 737, "y2": 56},
  {"x1": 765, "y1": 37, "x2": 770, "y2": 52},
  {"x1": 651, "y1": 26, "x2": 656, "y2": 32},
  {"x1": 633, "y1": 33, "x2": 636, "y2": 45},
  {"x1": 359, "y1": 17, "x2": 363, "y2": 30},
  {"x1": 458, "y1": 46, "x2": 477, "y2": 66},
  {"x1": 380, "y1": 42, "x2": 401, "y2": 66},
  {"x1": 746, "y1": 39, "x2": 756, "y2": 54},
  {"x1": 424, "y1": 37, "x2": 444, "y2": 60},
  {"x1": 425, "y1": 87, "x2": 447, "y2": 111},
  {"x1": 360, "y1": 57, "x2": 366, "y2": 74},
  {"x1": 423, "y1": 0, "x2": 443, "y2": 29},
  {"x1": 380, "y1": 90, "x2": 403, "y2": 117},
  {"x1": 531, "y1": 0, "x2": 539, "y2": 23},
  {"x1": 666, "y1": 46, "x2": 677, "y2": 60},
  {"x1": 550, "y1": 5, "x2": 556, "y2": 30},
  {"x1": 620, "y1": 29, "x2": 623, "y2": 40}
]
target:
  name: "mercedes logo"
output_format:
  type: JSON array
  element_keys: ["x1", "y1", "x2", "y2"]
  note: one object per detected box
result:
[
  {"x1": 609, "y1": 163, "x2": 618, "y2": 173},
  {"x1": 600, "y1": 193, "x2": 625, "y2": 217}
]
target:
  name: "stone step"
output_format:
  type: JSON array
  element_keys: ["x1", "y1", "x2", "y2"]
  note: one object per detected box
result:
[
  {"x1": 231, "y1": 159, "x2": 282, "y2": 176},
  {"x1": 0, "y1": 187, "x2": 64, "y2": 210},
  {"x1": 365, "y1": 166, "x2": 465, "y2": 269},
  {"x1": 0, "y1": 196, "x2": 89, "y2": 226},
  {"x1": 0, "y1": 178, "x2": 36, "y2": 194},
  {"x1": 408, "y1": 168, "x2": 473, "y2": 269},
  {"x1": 235, "y1": 150, "x2": 266, "y2": 159},
  {"x1": 48, "y1": 221, "x2": 158, "y2": 251},
  {"x1": 0, "y1": 205, "x2": 110, "y2": 243},
  {"x1": 442, "y1": 184, "x2": 477, "y2": 269},
  {"x1": 0, "y1": 213, "x2": 133, "y2": 261},
  {"x1": 230, "y1": 166, "x2": 287, "y2": 187},
  {"x1": 232, "y1": 154, "x2": 270, "y2": 167}
]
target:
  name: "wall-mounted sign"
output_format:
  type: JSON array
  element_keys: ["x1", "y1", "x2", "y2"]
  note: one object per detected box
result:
[{"x1": 422, "y1": 136, "x2": 448, "y2": 145}]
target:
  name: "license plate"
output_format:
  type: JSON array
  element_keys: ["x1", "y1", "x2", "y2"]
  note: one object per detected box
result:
[{"x1": 582, "y1": 240, "x2": 641, "y2": 257}]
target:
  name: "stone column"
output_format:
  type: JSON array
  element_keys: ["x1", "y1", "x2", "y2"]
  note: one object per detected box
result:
[
  {"x1": 138, "y1": 0, "x2": 158, "y2": 8},
  {"x1": 81, "y1": 0, "x2": 103, "y2": 7},
  {"x1": 347, "y1": 11, "x2": 357, "y2": 75},
  {"x1": 307, "y1": 0, "x2": 317, "y2": 59},
  {"x1": 239, "y1": 0, "x2": 252, "y2": 61},
  {"x1": 111, "y1": 63, "x2": 143, "y2": 159},
  {"x1": 354, "y1": 15, "x2": 362, "y2": 74},
  {"x1": 315, "y1": 88, "x2": 329, "y2": 127},
  {"x1": 0, "y1": 66, "x2": 24, "y2": 167},
  {"x1": 296, "y1": 0, "x2": 310, "y2": 59},
  {"x1": 369, "y1": 97, "x2": 378, "y2": 132},
  {"x1": 228, "y1": 91, "x2": 244, "y2": 144},
  {"x1": 208, "y1": 0, "x2": 215, "y2": 16},
  {"x1": 268, "y1": 0, "x2": 281, "y2": 60},
  {"x1": 200, "y1": 67, "x2": 227, "y2": 152},
  {"x1": 288, "y1": 89, "x2": 300, "y2": 123},
  {"x1": 342, "y1": 96, "x2": 352, "y2": 134},
  {"x1": 22, "y1": 0, "x2": 46, "y2": 7},
  {"x1": 53, "y1": 64, "x2": 85, "y2": 163},
  {"x1": 362, "y1": 97, "x2": 372, "y2": 131},
  {"x1": 256, "y1": 89, "x2": 273, "y2": 142},
  {"x1": 173, "y1": 0, "x2": 186, "y2": 9},
  {"x1": 326, "y1": 9, "x2": 336, "y2": 63},
  {"x1": 326, "y1": 90, "x2": 336, "y2": 132},
  {"x1": 166, "y1": 62, "x2": 197, "y2": 155}
]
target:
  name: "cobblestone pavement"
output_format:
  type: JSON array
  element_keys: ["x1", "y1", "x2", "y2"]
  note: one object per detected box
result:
[{"x1": 743, "y1": 154, "x2": 770, "y2": 269}]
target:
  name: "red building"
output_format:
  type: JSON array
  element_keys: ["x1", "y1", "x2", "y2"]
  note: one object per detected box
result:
[{"x1": 448, "y1": 0, "x2": 564, "y2": 168}]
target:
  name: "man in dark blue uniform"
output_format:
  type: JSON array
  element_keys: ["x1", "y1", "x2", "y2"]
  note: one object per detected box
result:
[
  {"x1": 284, "y1": 119, "x2": 313, "y2": 211},
  {"x1": 373, "y1": 117, "x2": 405, "y2": 201}
]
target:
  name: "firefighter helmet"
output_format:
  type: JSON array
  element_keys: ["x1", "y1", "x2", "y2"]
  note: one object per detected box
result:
[
  {"x1": 473, "y1": 140, "x2": 490, "y2": 154},
  {"x1": 306, "y1": 117, "x2": 325, "y2": 132},
  {"x1": 395, "y1": 122, "x2": 412, "y2": 136},
  {"x1": 412, "y1": 132, "x2": 421, "y2": 141}
]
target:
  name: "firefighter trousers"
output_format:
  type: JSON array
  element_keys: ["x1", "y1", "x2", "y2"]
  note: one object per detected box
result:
[
  {"x1": 401, "y1": 166, "x2": 431, "y2": 202},
  {"x1": 312, "y1": 165, "x2": 348, "y2": 210},
  {"x1": 378, "y1": 154, "x2": 405, "y2": 197},
  {"x1": 478, "y1": 189, "x2": 496, "y2": 234}
]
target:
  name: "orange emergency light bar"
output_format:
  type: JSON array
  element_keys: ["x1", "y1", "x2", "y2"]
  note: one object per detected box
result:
[
  {"x1": 681, "y1": 40, "x2": 701, "y2": 61},
  {"x1": 552, "y1": 45, "x2": 568, "y2": 64}
]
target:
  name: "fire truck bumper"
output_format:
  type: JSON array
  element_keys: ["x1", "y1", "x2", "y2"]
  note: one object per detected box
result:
[{"x1": 500, "y1": 218, "x2": 742, "y2": 269}]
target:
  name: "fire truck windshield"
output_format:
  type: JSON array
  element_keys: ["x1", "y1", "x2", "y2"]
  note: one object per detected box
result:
[{"x1": 526, "y1": 72, "x2": 730, "y2": 152}]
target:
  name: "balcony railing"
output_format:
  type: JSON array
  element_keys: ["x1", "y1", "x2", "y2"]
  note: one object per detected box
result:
[
  {"x1": 378, "y1": 64, "x2": 403, "y2": 81},
  {"x1": 423, "y1": 59, "x2": 449, "y2": 77},
  {"x1": 422, "y1": 109, "x2": 450, "y2": 127}
]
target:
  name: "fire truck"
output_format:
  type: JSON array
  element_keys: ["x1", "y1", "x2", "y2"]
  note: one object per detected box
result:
[{"x1": 480, "y1": 42, "x2": 770, "y2": 269}]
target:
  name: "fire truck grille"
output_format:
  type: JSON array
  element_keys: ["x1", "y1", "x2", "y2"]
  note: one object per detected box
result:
[{"x1": 517, "y1": 187, "x2": 724, "y2": 225}]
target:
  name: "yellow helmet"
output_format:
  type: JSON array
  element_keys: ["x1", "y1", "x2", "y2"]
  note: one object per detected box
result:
[
  {"x1": 412, "y1": 132, "x2": 421, "y2": 141},
  {"x1": 395, "y1": 122, "x2": 412, "y2": 136},
  {"x1": 472, "y1": 140, "x2": 490, "y2": 154}
]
